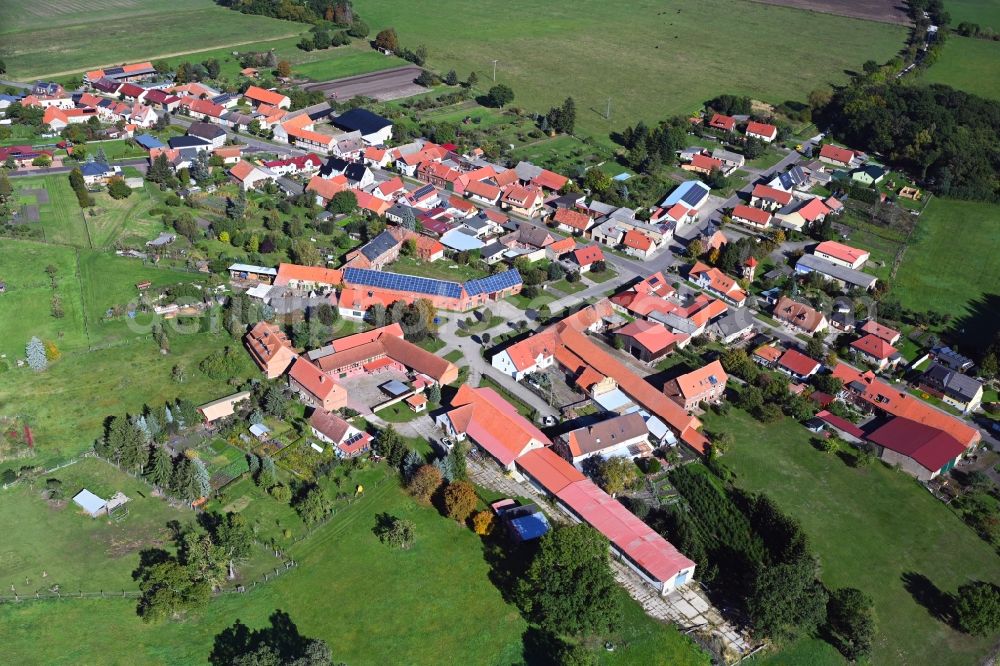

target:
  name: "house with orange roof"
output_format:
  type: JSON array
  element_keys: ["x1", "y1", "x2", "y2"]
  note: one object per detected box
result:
[
  {"x1": 85, "y1": 61, "x2": 156, "y2": 84},
  {"x1": 306, "y1": 174, "x2": 349, "y2": 206},
  {"x1": 354, "y1": 190, "x2": 392, "y2": 217},
  {"x1": 372, "y1": 176, "x2": 406, "y2": 201},
  {"x1": 436, "y1": 384, "x2": 550, "y2": 470},
  {"x1": 274, "y1": 263, "x2": 343, "y2": 290},
  {"x1": 569, "y1": 245, "x2": 605, "y2": 273},
  {"x1": 362, "y1": 146, "x2": 393, "y2": 168},
  {"x1": 288, "y1": 358, "x2": 347, "y2": 411},
  {"x1": 851, "y1": 333, "x2": 902, "y2": 371},
  {"x1": 243, "y1": 86, "x2": 290, "y2": 109},
  {"x1": 43, "y1": 106, "x2": 95, "y2": 131},
  {"x1": 682, "y1": 153, "x2": 724, "y2": 175},
  {"x1": 552, "y1": 207, "x2": 593, "y2": 235},
  {"x1": 229, "y1": 160, "x2": 273, "y2": 191},
  {"x1": 622, "y1": 229, "x2": 657, "y2": 258},
  {"x1": 752, "y1": 344, "x2": 784, "y2": 368},
  {"x1": 464, "y1": 179, "x2": 502, "y2": 206},
  {"x1": 545, "y1": 236, "x2": 577, "y2": 259},
  {"x1": 745, "y1": 120, "x2": 778, "y2": 143},
  {"x1": 310, "y1": 323, "x2": 457, "y2": 385},
  {"x1": 731, "y1": 204, "x2": 772, "y2": 229},
  {"x1": 818, "y1": 144, "x2": 855, "y2": 168},
  {"x1": 688, "y1": 261, "x2": 747, "y2": 307},
  {"x1": 859, "y1": 320, "x2": 901, "y2": 345},
  {"x1": 615, "y1": 320, "x2": 687, "y2": 363},
  {"x1": 491, "y1": 329, "x2": 560, "y2": 380},
  {"x1": 776, "y1": 348, "x2": 821, "y2": 379},
  {"x1": 244, "y1": 321, "x2": 296, "y2": 379},
  {"x1": 663, "y1": 360, "x2": 728, "y2": 411},
  {"x1": 708, "y1": 113, "x2": 736, "y2": 132},
  {"x1": 833, "y1": 363, "x2": 981, "y2": 448},
  {"x1": 500, "y1": 184, "x2": 544, "y2": 218},
  {"x1": 815, "y1": 241, "x2": 870, "y2": 270}
]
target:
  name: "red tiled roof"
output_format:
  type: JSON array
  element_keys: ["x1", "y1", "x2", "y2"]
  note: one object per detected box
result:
[
  {"x1": 306, "y1": 174, "x2": 348, "y2": 202},
  {"x1": 623, "y1": 229, "x2": 654, "y2": 251},
  {"x1": 572, "y1": 245, "x2": 605, "y2": 266},
  {"x1": 229, "y1": 160, "x2": 257, "y2": 181},
  {"x1": 708, "y1": 113, "x2": 736, "y2": 131},
  {"x1": 532, "y1": 168, "x2": 568, "y2": 191},
  {"x1": 860, "y1": 320, "x2": 900, "y2": 343},
  {"x1": 615, "y1": 320, "x2": 682, "y2": 354},
  {"x1": 309, "y1": 409, "x2": 352, "y2": 443},
  {"x1": 732, "y1": 204, "x2": 772, "y2": 226},
  {"x1": 516, "y1": 447, "x2": 585, "y2": 493},
  {"x1": 671, "y1": 360, "x2": 727, "y2": 401},
  {"x1": 819, "y1": 144, "x2": 854, "y2": 164},
  {"x1": 689, "y1": 154, "x2": 723, "y2": 171},
  {"x1": 753, "y1": 345, "x2": 784, "y2": 363},
  {"x1": 778, "y1": 349, "x2": 820, "y2": 376},
  {"x1": 464, "y1": 179, "x2": 501, "y2": 200},
  {"x1": 815, "y1": 240, "x2": 868, "y2": 265},
  {"x1": 751, "y1": 184, "x2": 793, "y2": 205},
  {"x1": 815, "y1": 410, "x2": 865, "y2": 439},
  {"x1": 244, "y1": 86, "x2": 288, "y2": 106},
  {"x1": 274, "y1": 263, "x2": 343, "y2": 287},
  {"x1": 746, "y1": 120, "x2": 777, "y2": 139},
  {"x1": 445, "y1": 385, "x2": 550, "y2": 466},
  {"x1": 851, "y1": 333, "x2": 897, "y2": 360},
  {"x1": 289, "y1": 358, "x2": 342, "y2": 401},
  {"x1": 867, "y1": 417, "x2": 966, "y2": 472},
  {"x1": 552, "y1": 207, "x2": 592, "y2": 231},
  {"x1": 797, "y1": 197, "x2": 830, "y2": 223}
]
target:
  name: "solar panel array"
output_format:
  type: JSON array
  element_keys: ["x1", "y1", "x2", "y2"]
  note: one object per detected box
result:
[
  {"x1": 343, "y1": 267, "x2": 463, "y2": 299},
  {"x1": 464, "y1": 269, "x2": 522, "y2": 296}
]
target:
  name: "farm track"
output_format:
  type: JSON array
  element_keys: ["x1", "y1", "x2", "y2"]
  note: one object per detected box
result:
[{"x1": 745, "y1": 0, "x2": 910, "y2": 24}]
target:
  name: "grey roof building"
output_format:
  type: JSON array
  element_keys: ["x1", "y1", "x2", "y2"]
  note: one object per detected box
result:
[{"x1": 794, "y1": 254, "x2": 877, "y2": 291}]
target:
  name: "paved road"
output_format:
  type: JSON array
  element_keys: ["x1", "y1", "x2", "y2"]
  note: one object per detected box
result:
[{"x1": 301, "y1": 66, "x2": 425, "y2": 101}]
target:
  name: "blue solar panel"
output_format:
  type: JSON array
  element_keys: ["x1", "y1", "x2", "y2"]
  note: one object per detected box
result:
[
  {"x1": 343, "y1": 267, "x2": 463, "y2": 299},
  {"x1": 464, "y1": 269, "x2": 522, "y2": 297}
]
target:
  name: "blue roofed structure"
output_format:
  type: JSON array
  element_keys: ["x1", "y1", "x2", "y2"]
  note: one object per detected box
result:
[
  {"x1": 135, "y1": 134, "x2": 164, "y2": 150},
  {"x1": 333, "y1": 108, "x2": 392, "y2": 136},
  {"x1": 660, "y1": 180, "x2": 711, "y2": 209},
  {"x1": 465, "y1": 270, "x2": 522, "y2": 297},
  {"x1": 499, "y1": 504, "x2": 550, "y2": 542}
]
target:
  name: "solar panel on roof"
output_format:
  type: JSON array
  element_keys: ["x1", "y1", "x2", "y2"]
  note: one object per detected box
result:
[
  {"x1": 464, "y1": 269, "x2": 522, "y2": 296},
  {"x1": 343, "y1": 267, "x2": 463, "y2": 299}
]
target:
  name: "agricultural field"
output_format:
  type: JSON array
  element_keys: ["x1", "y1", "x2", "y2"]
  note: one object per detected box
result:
[
  {"x1": 921, "y1": 36, "x2": 1000, "y2": 100},
  {"x1": 893, "y1": 198, "x2": 1000, "y2": 327},
  {"x1": 0, "y1": 240, "x2": 88, "y2": 359},
  {"x1": 0, "y1": 472, "x2": 707, "y2": 665},
  {"x1": 0, "y1": 1, "x2": 302, "y2": 80},
  {"x1": 354, "y1": 0, "x2": 907, "y2": 137},
  {"x1": 702, "y1": 407, "x2": 1000, "y2": 666}
]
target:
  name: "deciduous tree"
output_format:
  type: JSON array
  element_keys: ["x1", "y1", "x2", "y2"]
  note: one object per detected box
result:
[{"x1": 443, "y1": 480, "x2": 477, "y2": 522}]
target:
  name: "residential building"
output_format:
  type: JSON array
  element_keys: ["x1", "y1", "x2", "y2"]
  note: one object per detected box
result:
[
  {"x1": 818, "y1": 144, "x2": 855, "y2": 168},
  {"x1": 688, "y1": 262, "x2": 747, "y2": 306},
  {"x1": 859, "y1": 320, "x2": 901, "y2": 345},
  {"x1": 615, "y1": 320, "x2": 686, "y2": 363},
  {"x1": 197, "y1": 391, "x2": 251, "y2": 424},
  {"x1": 745, "y1": 120, "x2": 777, "y2": 143},
  {"x1": 918, "y1": 363, "x2": 984, "y2": 413},
  {"x1": 731, "y1": 204, "x2": 772, "y2": 229},
  {"x1": 750, "y1": 184, "x2": 792, "y2": 211},
  {"x1": 814, "y1": 241, "x2": 870, "y2": 269},
  {"x1": 794, "y1": 254, "x2": 877, "y2": 291},
  {"x1": 310, "y1": 323, "x2": 457, "y2": 385},
  {"x1": 552, "y1": 207, "x2": 593, "y2": 235},
  {"x1": 776, "y1": 349, "x2": 821, "y2": 379},
  {"x1": 773, "y1": 296, "x2": 828, "y2": 334},
  {"x1": 707, "y1": 113, "x2": 736, "y2": 132},
  {"x1": 851, "y1": 333, "x2": 902, "y2": 371},
  {"x1": 339, "y1": 267, "x2": 522, "y2": 314},
  {"x1": 243, "y1": 86, "x2": 290, "y2": 109},
  {"x1": 707, "y1": 306, "x2": 755, "y2": 344},
  {"x1": 555, "y1": 413, "x2": 650, "y2": 469},
  {"x1": 309, "y1": 409, "x2": 372, "y2": 458},
  {"x1": 663, "y1": 360, "x2": 728, "y2": 411},
  {"x1": 851, "y1": 164, "x2": 887, "y2": 185},
  {"x1": 622, "y1": 229, "x2": 657, "y2": 258},
  {"x1": 682, "y1": 153, "x2": 724, "y2": 175},
  {"x1": 569, "y1": 245, "x2": 605, "y2": 273},
  {"x1": 229, "y1": 160, "x2": 273, "y2": 191},
  {"x1": 244, "y1": 321, "x2": 296, "y2": 379},
  {"x1": 332, "y1": 108, "x2": 393, "y2": 145},
  {"x1": 288, "y1": 358, "x2": 347, "y2": 411},
  {"x1": 187, "y1": 122, "x2": 227, "y2": 148}
]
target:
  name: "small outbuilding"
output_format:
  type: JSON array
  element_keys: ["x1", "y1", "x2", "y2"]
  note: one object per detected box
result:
[{"x1": 73, "y1": 489, "x2": 107, "y2": 517}]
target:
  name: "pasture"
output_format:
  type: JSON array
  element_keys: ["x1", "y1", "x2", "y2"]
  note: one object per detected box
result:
[
  {"x1": 946, "y1": 0, "x2": 1000, "y2": 30},
  {"x1": 702, "y1": 406, "x2": 1000, "y2": 666},
  {"x1": 921, "y1": 36, "x2": 1000, "y2": 100},
  {"x1": 12, "y1": 175, "x2": 89, "y2": 247},
  {"x1": 85, "y1": 182, "x2": 169, "y2": 248},
  {"x1": 353, "y1": 0, "x2": 906, "y2": 136},
  {"x1": 893, "y1": 198, "x2": 1000, "y2": 322},
  {"x1": 0, "y1": 474, "x2": 708, "y2": 665},
  {"x1": 0, "y1": 1, "x2": 302, "y2": 80}
]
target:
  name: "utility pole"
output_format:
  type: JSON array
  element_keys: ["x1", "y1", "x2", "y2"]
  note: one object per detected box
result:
[
  {"x1": 605, "y1": 97, "x2": 612, "y2": 120},
  {"x1": 491, "y1": 59, "x2": 499, "y2": 82}
]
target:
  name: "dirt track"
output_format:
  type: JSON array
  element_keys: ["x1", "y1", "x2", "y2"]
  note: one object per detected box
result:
[
  {"x1": 301, "y1": 65, "x2": 426, "y2": 101},
  {"x1": 746, "y1": 0, "x2": 910, "y2": 24}
]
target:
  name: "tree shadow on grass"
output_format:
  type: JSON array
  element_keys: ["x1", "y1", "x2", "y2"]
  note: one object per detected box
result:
[
  {"x1": 209, "y1": 610, "x2": 320, "y2": 665},
  {"x1": 901, "y1": 571, "x2": 956, "y2": 627}
]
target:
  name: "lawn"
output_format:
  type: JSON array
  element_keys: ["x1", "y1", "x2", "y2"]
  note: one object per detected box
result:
[
  {"x1": 0, "y1": 457, "x2": 190, "y2": 591},
  {"x1": 893, "y1": 198, "x2": 1000, "y2": 325},
  {"x1": 0, "y1": 328, "x2": 255, "y2": 470},
  {"x1": 551, "y1": 278, "x2": 587, "y2": 294},
  {"x1": 0, "y1": 1, "x2": 302, "y2": 80},
  {"x1": 85, "y1": 183, "x2": 169, "y2": 248},
  {"x1": 0, "y1": 240, "x2": 88, "y2": 359},
  {"x1": 292, "y1": 49, "x2": 406, "y2": 81},
  {"x1": 701, "y1": 407, "x2": 1000, "y2": 666},
  {"x1": 373, "y1": 402, "x2": 424, "y2": 423},
  {"x1": 0, "y1": 473, "x2": 707, "y2": 665},
  {"x1": 920, "y1": 36, "x2": 1000, "y2": 100},
  {"x1": 389, "y1": 255, "x2": 489, "y2": 283},
  {"x1": 13, "y1": 175, "x2": 89, "y2": 247},
  {"x1": 353, "y1": 0, "x2": 906, "y2": 137},
  {"x1": 586, "y1": 267, "x2": 618, "y2": 283}
]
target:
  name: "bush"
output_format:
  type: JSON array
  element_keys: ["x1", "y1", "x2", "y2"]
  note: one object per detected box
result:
[
  {"x1": 443, "y1": 480, "x2": 477, "y2": 522},
  {"x1": 471, "y1": 510, "x2": 495, "y2": 536},
  {"x1": 268, "y1": 483, "x2": 291, "y2": 502}
]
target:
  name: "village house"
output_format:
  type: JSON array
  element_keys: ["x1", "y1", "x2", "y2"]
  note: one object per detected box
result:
[
  {"x1": 851, "y1": 333, "x2": 902, "y2": 371},
  {"x1": 554, "y1": 413, "x2": 650, "y2": 469},
  {"x1": 866, "y1": 417, "x2": 967, "y2": 482},
  {"x1": 776, "y1": 348, "x2": 821, "y2": 380},
  {"x1": 794, "y1": 254, "x2": 878, "y2": 291},
  {"x1": 688, "y1": 262, "x2": 747, "y2": 307},
  {"x1": 818, "y1": 144, "x2": 855, "y2": 168},
  {"x1": 244, "y1": 86, "x2": 290, "y2": 109},
  {"x1": 750, "y1": 184, "x2": 793, "y2": 211},
  {"x1": 309, "y1": 409, "x2": 372, "y2": 458},
  {"x1": 288, "y1": 358, "x2": 347, "y2": 411},
  {"x1": 197, "y1": 391, "x2": 251, "y2": 425},
  {"x1": 814, "y1": 241, "x2": 870, "y2": 269},
  {"x1": 274, "y1": 263, "x2": 343, "y2": 291},
  {"x1": 681, "y1": 153, "x2": 724, "y2": 175},
  {"x1": 731, "y1": 204, "x2": 772, "y2": 229},
  {"x1": 707, "y1": 113, "x2": 736, "y2": 132},
  {"x1": 745, "y1": 120, "x2": 777, "y2": 143},
  {"x1": 551, "y1": 207, "x2": 593, "y2": 235},
  {"x1": 244, "y1": 321, "x2": 296, "y2": 379},
  {"x1": 229, "y1": 160, "x2": 273, "y2": 191},
  {"x1": 852, "y1": 164, "x2": 887, "y2": 186},
  {"x1": 918, "y1": 363, "x2": 984, "y2": 414},
  {"x1": 773, "y1": 296, "x2": 828, "y2": 334},
  {"x1": 500, "y1": 185, "x2": 544, "y2": 218},
  {"x1": 711, "y1": 148, "x2": 745, "y2": 172},
  {"x1": 186, "y1": 122, "x2": 228, "y2": 148},
  {"x1": 568, "y1": 245, "x2": 605, "y2": 273},
  {"x1": 663, "y1": 360, "x2": 728, "y2": 411},
  {"x1": 622, "y1": 229, "x2": 658, "y2": 258}
]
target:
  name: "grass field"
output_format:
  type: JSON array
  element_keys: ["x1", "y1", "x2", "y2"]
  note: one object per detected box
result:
[
  {"x1": 893, "y1": 198, "x2": 1000, "y2": 321},
  {"x1": 0, "y1": 457, "x2": 188, "y2": 591},
  {"x1": 354, "y1": 0, "x2": 906, "y2": 137},
  {"x1": 921, "y1": 36, "x2": 1000, "y2": 100},
  {"x1": 0, "y1": 240, "x2": 88, "y2": 359},
  {"x1": 0, "y1": 327, "x2": 253, "y2": 468},
  {"x1": 85, "y1": 183, "x2": 168, "y2": 248},
  {"x1": 702, "y1": 407, "x2": 1000, "y2": 666},
  {"x1": 0, "y1": 1, "x2": 302, "y2": 80},
  {"x1": 292, "y1": 49, "x2": 407, "y2": 81},
  {"x1": 13, "y1": 175, "x2": 89, "y2": 247},
  {"x1": 946, "y1": 0, "x2": 1000, "y2": 30},
  {"x1": 0, "y1": 474, "x2": 707, "y2": 665}
]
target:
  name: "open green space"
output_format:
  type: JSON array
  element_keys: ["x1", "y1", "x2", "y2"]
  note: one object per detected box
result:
[
  {"x1": 373, "y1": 402, "x2": 424, "y2": 423},
  {"x1": 0, "y1": 472, "x2": 706, "y2": 665},
  {"x1": 0, "y1": 240, "x2": 88, "y2": 359},
  {"x1": 354, "y1": 0, "x2": 906, "y2": 137},
  {"x1": 893, "y1": 198, "x2": 1000, "y2": 321},
  {"x1": 292, "y1": 49, "x2": 405, "y2": 81},
  {"x1": 702, "y1": 407, "x2": 1000, "y2": 666},
  {"x1": 85, "y1": 183, "x2": 170, "y2": 248},
  {"x1": 0, "y1": 328, "x2": 254, "y2": 469},
  {"x1": 13, "y1": 175, "x2": 89, "y2": 247},
  {"x1": 921, "y1": 36, "x2": 1000, "y2": 100},
  {"x1": 0, "y1": 457, "x2": 189, "y2": 591},
  {"x1": 946, "y1": 0, "x2": 1000, "y2": 30},
  {"x1": 1, "y1": 2, "x2": 302, "y2": 80}
]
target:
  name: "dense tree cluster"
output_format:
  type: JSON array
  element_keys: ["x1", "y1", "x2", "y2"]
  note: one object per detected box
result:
[
  {"x1": 818, "y1": 83, "x2": 1000, "y2": 201},
  {"x1": 614, "y1": 117, "x2": 688, "y2": 174},
  {"x1": 218, "y1": 0, "x2": 355, "y2": 26}
]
